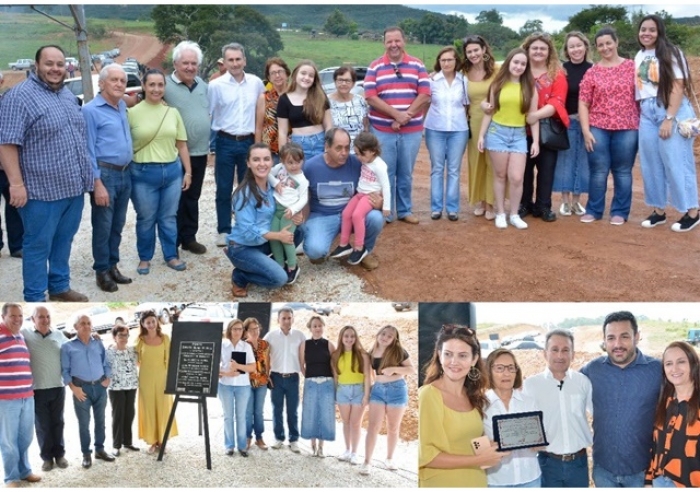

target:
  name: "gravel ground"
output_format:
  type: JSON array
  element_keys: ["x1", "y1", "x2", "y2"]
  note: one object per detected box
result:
[{"x1": 0, "y1": 156, "x2": 383, "y2": 303}]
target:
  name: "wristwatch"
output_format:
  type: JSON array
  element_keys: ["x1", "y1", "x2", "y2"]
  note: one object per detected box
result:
[{"x1": 665, "y1": 115, "x2": 675, "y2": 121}]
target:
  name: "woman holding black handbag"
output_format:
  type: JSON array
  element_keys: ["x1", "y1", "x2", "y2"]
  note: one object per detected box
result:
[{"x1": 520, "y1": 33, "x2": 569, "y2": 223}]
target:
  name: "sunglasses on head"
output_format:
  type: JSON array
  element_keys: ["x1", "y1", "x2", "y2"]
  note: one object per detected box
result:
[{"x1": 440, "y1": 323, "x2": 475, "y2": 337}]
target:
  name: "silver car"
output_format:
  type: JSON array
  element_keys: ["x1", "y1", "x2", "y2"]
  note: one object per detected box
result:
[{"x1": 319, "y1": 66, "x2": 367, "y2": 97}]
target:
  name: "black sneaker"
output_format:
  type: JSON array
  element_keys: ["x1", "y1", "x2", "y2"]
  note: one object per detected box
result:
[
  {"x1": 287, "y1": 266, "x2": 300, "y2": 284},
  {"x1": 518, "y1": 204, "x2": 532, "y2": 218},
  {"x1": 330, "y1": 244, "x2": 353, "y2": 259},
  {"x1": 671, "y1": 212, "x2": 700, "y2": 232},
  {"x1": 347, "y1": 247, "x2": 368, "y2": 266},
  {"x1": 641, "y1": 211, "x2": 667, "y2": 228},
  {"x1": 540, "y1": 208, "x2": 557, "y2": 222}
]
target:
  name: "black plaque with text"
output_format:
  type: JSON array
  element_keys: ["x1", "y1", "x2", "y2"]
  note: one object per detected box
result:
[{"x1": 166, "y1": 321, "x2": 222, "y2": 397}]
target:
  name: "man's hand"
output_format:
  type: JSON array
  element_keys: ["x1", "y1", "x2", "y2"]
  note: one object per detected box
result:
[
  {"x1": 291, "y1": 210, "x2": 304, "y2": 226},
  {"x1": 71, "y1": 385, "x2": 87, "y2": 402},
  {"x1": 9, "y1": 185, "x2": 27, "y2": 208},
  {"x1": 101, "y1": 377, "x2": 110, "y2": 388},
  {"x1": 368, "y1": 192, "x2": 384, "y2": 211},
  {"x1": 93, "y1": 180, "x2": 110, "y2": 207}
]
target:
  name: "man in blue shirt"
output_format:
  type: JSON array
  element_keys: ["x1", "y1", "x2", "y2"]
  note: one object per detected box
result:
[
  {"x1": 60, "y1": 314, "x2": 114, "y2": 469},
  {"x1": 83, "y1": 64, "x2": 134, "y2": 293},
  {"x1": 299, "y1": 128, "x2": 384, "y2": 270},
  {"x1": 581, "y1": 311, "x2": 661, "y2": 487},
  {"x1": 0, "y1": 45, "x2": 93, "y2": 302}
]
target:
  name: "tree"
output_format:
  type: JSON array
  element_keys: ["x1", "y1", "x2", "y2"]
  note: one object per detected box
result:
[
  {"x1": 519, "y1": 19, "x2": 544, "y2": 37},
  {"x1": 476, "y1": 9, "x2": 503, "y2": 26},
  {"x1": 324, "y1": 9, "x2": 352, "y2": 37},
  {"x1": 564, "y1": 5, "x2": 628, "y2": 34},
  {"x1": 444, "y1": 14, "x2": 469, "y2": 44}
]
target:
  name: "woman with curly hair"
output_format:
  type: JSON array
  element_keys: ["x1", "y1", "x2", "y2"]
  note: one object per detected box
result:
[
  {"x1": 255, "y1": 57, "x2": 291, "y2": 163},
  {"x1": 419, "y1": 324, "x2": 508, "y2": 487},
  {"x1": 243, "y1": 317, "x2": 270, "y2": 451}
]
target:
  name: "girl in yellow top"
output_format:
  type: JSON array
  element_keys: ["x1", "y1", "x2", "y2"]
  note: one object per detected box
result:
[
  {"x1": 419, "y1": 324, "x2": 508, "y2": 488},
  {"x1": 331, "y1": 325, "x2": 371, "y2": 464},
  {"x1": 477, "y1": 48, "x2": 539, "y2": 231}
]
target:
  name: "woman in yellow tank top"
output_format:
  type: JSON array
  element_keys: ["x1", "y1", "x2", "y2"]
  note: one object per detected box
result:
[{"x1": 331, "y1": 325, "x2": 370, "y2": 465}]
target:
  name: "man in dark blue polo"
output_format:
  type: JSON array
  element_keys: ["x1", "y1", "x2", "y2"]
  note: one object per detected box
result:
[
  {"x1": 60, "y1": 314, "x2": 114, "y2": 469},
  {"x1": 83, "y1": 64, "x2": 134, "y2": 293},
  {"x1": 0, "y1": 45, "x2": 92, "y2": 302},
  {"x1": 581, "y1": 311, "x2": 661, "y2": 487}
]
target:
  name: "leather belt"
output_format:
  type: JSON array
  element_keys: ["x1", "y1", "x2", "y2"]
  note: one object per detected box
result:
[
  {"x1": 540, "y1": 448, "x2": 586, "y2": 462},
  {"x1": 98, "y1": 161, "x2": 129, "y2": 172},
  {"x1": 272, "y1": 372, "x2": 296, "y2": 378},
  {"x1": 72, "y1": 376, "x2": 106, "y2": 387},
  {"x1": 217, "y1": 131, "x2": 254, "y2": 141}
]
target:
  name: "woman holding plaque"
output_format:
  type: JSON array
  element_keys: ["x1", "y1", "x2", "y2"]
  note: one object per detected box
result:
[
  {"x1": 419, "y1": 325, "x2": 508, "y2": 487},
  {"x1": 483, "y1": 349, "x2": 542, "y2": 487},
  {"x1": 243, "y1": 317, "x2": 271, "y2": 451},
  {"x1": 219, "y1": 319, "x2": 256, "y2": 457},
  {"x1": 135, "y1": 310, "x2": 177, "y2": 454}
]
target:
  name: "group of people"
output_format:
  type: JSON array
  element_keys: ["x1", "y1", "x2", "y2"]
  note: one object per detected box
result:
[
  {"x1": 0, "y1": 303, "x2": 175, "y2": 487},
  {"x1": 419, "y1": 310, "x2": 700, "y2": 488}
]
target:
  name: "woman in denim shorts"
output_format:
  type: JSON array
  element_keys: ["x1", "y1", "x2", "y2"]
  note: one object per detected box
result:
[
  {"x1": 360, "y1": 325, "x2": 413, "y2": 475},
  {"x1": 477, "y1": 48, "x2": 540, "y2": 230},
  {"x1": 331, "y1": 325, "x2": 371, "y2": 465},
  {"x1": 299, "y1": 316, "x2": 336, "y2": 457}
]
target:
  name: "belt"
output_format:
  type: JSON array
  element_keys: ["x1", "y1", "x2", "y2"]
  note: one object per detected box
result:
[
  {"x1": 72, "y1": 376, "x2": 106, "y2": 387},
  {"x1": 272, "y1": 372, "x2": 297, "y2": 378},
  {"x1": 217, "y1": 131, "x2": 254, "y2": 141},
  {"x1": 569, "y1": 114, "x2": 580, "y2": 121},
  {"x1": 98, "y1": 161, "x2": 129, "y2": 172},
  {"x1": 540, "y1": 449, "x2": 586, "y2": 462}
]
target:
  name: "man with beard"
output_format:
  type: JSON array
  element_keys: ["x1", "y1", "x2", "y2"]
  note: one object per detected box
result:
[
  {"x1": 0, "y1": 45, "x2": 93, "y2": 302},
  {"x1": 581, "y1": 311, "x2": 661, "y2": 488}
]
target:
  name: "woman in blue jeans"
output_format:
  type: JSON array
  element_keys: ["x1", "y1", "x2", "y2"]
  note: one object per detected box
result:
[
  {"x1": 128, "y1": 69, "x2": 192, "y2": 274},
  {"x1": 424, "y1": 46, "x2": 469, "y2": 221},
  {"x1": 225, "y1": 143, "x2": 292, "y2": 297},
  {"x1": 218, "y1": 319, "x2": 255, "y2": 457},
  {"x1": 243, "y1": 317, "x2": 270, "y2": 451}
]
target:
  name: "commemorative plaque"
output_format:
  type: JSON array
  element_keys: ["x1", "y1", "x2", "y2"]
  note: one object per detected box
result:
[
  {"x1": 166, "y1": 321, "x2": 222, "y2": 397},
  {"x1": 492, "y1": 411, "x2": 548, "y2": 451}
]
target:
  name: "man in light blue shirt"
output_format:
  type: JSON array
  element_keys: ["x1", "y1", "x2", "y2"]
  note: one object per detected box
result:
[{"x1": 82, "y1": 64, "x2": 133, "y2": 293}]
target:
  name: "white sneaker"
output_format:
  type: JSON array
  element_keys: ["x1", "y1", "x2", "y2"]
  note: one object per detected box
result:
[
  {"x1": 350, "y1": 453, "x2": 362, "y2": 465},
  {"x1": 271, "y1": 440, "x2": 284, "y2": 450},
  {"x1": 385, "y1": 458, "x2": 398, "y2": 470},
  {"x1": 215, "y1": 232, "x2": 228, "y2": 247},
  {"x1": 509, "y1": 214, "x2": 528, "y2": 230},
  {"x1": 573, "y1": 202, "x2": 586, "y2": 215},
  {"x1": 289, "y1": 441, "x2": 301, "y2": 453},
  {"x1": 495, "y1": 213, "x2": 507, "y2": 229},
  {"x1": 337, "y1": 450, "x2": 352, "y2": 462},
  {"x1": 559, "y1": 203, "x2": 572, "y2": 216},
  {"x1": 359, "y1": 463, "x2": 370, "y2": 475}
]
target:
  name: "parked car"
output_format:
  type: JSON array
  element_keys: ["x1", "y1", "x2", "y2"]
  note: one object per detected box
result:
[
  {"x1": 133, "y1": 302, "x2": 184, "y2": 326},
  {"x1": 392, "y1": 302, "x2": 411, "y2": 312},
  {"x1": 63, "y1": 73, "x2": 141, "y2": 102},
  {"x1": 9, "y1": 59, "x2": 34, "y2": 70},
  {"x1": 479, "y1": 339, "x2": 500, "y2": 359},
  {"x1": 178, "y1": 303, "x2": 236, "y2": 329},
  {"x1": 319, "y1": 66, "x2": 367, "y2": 96},
  {"x1": 59, "y1": 305, "x2": 119, "y2": 338},
  {"x1": 310, "y1": 303, "x2": 340, "y2": 316},
  {"x1": 687, "y1": 329, "x2": 700, "y2": 346},
  {"x1": 508, "y1": 340, "x2": 545, "y2": 351},
  {"x1": 65, "y1": 57, "x2": 79, "y2": 68},
  {"x1": 271, "y1": 302, "x2": 315, "y2": 314}
]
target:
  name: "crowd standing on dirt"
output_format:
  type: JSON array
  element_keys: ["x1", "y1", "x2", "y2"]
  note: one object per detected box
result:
[{"x1": 0, "y1": 15, "x2": 698, "y2": 302}]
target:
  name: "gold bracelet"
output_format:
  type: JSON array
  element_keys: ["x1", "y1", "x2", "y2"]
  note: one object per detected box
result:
[{"x1": 185, "y1": 173, "x2": 192, "y2": 177}]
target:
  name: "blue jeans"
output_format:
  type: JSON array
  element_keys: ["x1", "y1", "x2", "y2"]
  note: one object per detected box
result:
[
  {"x1": 652, "y1": 475, "x2": 678, "y2": 488},
  {"x1": 291, "y1": 131, "x2": 325, "y2": 160},
  {"x1": 0, "y1": 170, "x2": 24, "y2": 255},
  {"x1": 371, "y1": 128, "x2": 422, "y2": 220},
  {"x1": 299, "y1": 210, "x2": 383, "y2": 260},
  {"x1": 369, "y1": 379, "x2": 408, "y2": 407},
  {"x1": 639, "y1": 97, "x2": 698, "y2": 212},
  {"x1": 270, "y1": 372, "x2": 300, "y2": 442},
  {"x1": 300, "y1": 378, "x2": 336, "y2": 441},
  {"x1": 426, "y1": 128, "x2": 468, "y2": 214},
  {"x1": 593, "y1": 464, "x2": 645, "y2": 487},
  {"x1": 538, "y1": 452, "x2": 589, "y2": 487},
  {"x1": 0, "y1": 397, "x2": 34, "y2": 484},
  {"x1": 553, "y1": 118, "x2": 589, "y2": 194},
  {"x1": 489, "y1": 476, "x2": 542, "y2": 487},
  {"x1": 218, "y1": 383, "x2": 251, "y2": 451},
  {"x1": 585, "y1": 127, "x2": 638, "y2": 220},
  {"x1": 215, "y1": 134, "x2": 252, "y2": 233},
  {"x1": 72, "y1": 383, "x2": 108, "y2": 455},
  {"x1": 225, "y1": 243, "x2": 288, "y2": 289},
  {"x1": 246, "y1": 385, "x2": 268, "y2": 440},
  {"x1": 130, "y1": 160, "x2": 182, "y2": 262},
  {"x1": 18, "y1": 195, "x2": 84, "y2": 301},
  {"x1": 91, "y1": 165, "x2": 132, "y2": 272}
]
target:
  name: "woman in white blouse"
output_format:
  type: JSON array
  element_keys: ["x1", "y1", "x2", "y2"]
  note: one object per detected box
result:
[
  {"x1": 424, "y1": 46, "x2": 470, "y2": 221},
  {"x1": 328, "y1": 66, "x2": 369, "y2": 153},
  {"x1": 483, "y1": 348, "x2": 542, "y2": 487}
]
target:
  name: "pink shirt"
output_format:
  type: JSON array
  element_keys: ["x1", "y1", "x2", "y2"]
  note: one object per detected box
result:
[{"x1": 579, "y1": 59, "x2": 639, "y2": 130}]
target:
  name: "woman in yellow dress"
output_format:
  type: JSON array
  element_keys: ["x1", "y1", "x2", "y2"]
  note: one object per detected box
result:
[
  {"x1": 463, "y1": 35, "x2": 498, "y2": 220},
  {"x1": 135, "y1": 310, "x2": 177, "y2": 454},
  {"x1": 419, "y1": 324, "x2": 508, "y2": 487}
]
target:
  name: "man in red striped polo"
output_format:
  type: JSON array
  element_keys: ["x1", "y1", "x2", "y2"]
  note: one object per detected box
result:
[
  {"x1": 0, "y1": 303, "x2": 41, "y2": 487},
  {"x1": 364, "y1": 26, "x2": 431, "y2": 225}
]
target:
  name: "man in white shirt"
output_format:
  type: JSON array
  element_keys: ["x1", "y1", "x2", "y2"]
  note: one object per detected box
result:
[
  {"x1": 522, "y1": 329, "x2": 592, "y2": 488},
  {"x1": 262, "y1": 306, "x2": 306, "y2": 453},
  {"x1": 208, "y1": 42, "x2": 264, "y2": 247}
]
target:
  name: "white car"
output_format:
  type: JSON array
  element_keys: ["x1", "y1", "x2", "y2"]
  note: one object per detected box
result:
[
  {"x1": 9, "y1": 59, "x2": 34, "y2": 70},
  {"x1": 178, "y1": 303, "x2": 235, "y2": 330},
  {"x1": 59, "y1": 305, "x2": 121, "y2": 338},
  {"x1": 63, "y1": 73, "x2": 141, "y2": 102},
  {"x1": 319, "y1": 66, "x2": 367, "y2": 96}
]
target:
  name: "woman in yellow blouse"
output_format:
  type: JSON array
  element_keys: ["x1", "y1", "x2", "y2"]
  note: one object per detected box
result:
[{"x1": 419, "y1": 324, "x2": 508, "y2": 487}]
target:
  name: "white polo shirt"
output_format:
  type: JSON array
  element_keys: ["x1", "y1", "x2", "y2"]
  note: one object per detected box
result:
[
  {"x1": 208, "y1": 71, "x2": 264, "y2": 135},
  {"x1": 263, "y1": 328, "x2": 305, "y2": 374},
  {"x1": 219, "y1": 338, "x2": 255, "y2": 386},
  {"x1": 522, "y1": 368, "x2": 593, "y2": 455}
]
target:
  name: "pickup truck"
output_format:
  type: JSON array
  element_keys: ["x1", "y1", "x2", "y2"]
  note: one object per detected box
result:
[
  {"x1": 9, "y1": 59, "x2": 34, "y2": 70},
  {"x1": 687, "y1": 329, "x2": 700, "y2": 346}
]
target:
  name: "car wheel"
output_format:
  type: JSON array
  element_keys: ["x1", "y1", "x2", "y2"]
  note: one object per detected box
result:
[{"x1": 159, "y1": 309, "x2": 171, "y2": 325}]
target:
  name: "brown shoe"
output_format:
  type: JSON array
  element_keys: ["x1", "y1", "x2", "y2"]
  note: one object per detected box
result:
[
  {"x1": 246, "y1": 438, "x2": 252, "y2": 451},
  {"x1": 48, "y1": 289, "x2": 88, "y2": 302},
  {"x1": 255, "y1": 439, "x2": 268, "y2": 450},
  {"x1": 232, "y1": 283, "x2": 248, "y2": 298},
  {"x1": 361, "y1": 253, "x2": 379, "y2": 271},
  {"x1": 23, "y1": 473, "x2": 42, "y2": 483},
  {"x1": 110, "y1": 266, "x2": 132, "y2": 284},
  {"x1": 399, "y1": 214, "x2": 419, "y2": 224},
  {"x1": 5, "y1": 481, "x2": 20, "y2": 488}
]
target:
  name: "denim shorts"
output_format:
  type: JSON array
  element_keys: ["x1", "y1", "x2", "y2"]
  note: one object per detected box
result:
[
  {"x1": 369, "y1": 379, "x2": 408, "y2": 407},
  {"x1": 485, "y1": 121, "x2": 527, "y2": 154},
  {"x1": 336, "y1": 383, "x2": 364, "y2": 405}
]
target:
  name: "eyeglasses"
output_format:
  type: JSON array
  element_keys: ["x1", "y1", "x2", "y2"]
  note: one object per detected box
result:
[
  {"x1": 269, "y1": 69, "x2": 287, "y2": 77},
  {"x1": 392, "y1": 64, "x2": 403, "y2": 79},
  {"x1": 335, "y1": 78, "x2": 354, "y2": 84},
  {"x1": 441, "y1": 324, "x2": 475, "y2": 337},
  {"x1": 493, "y1": 364, "x2": 519, "y2": 374}
]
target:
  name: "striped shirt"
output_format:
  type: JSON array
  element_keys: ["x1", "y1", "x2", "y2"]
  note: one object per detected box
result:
[
  {"x1": 0, "y1": 323, "x2": 34, "y2": 400},
  {"x1": 364, "y1": 53, "x2": 431, "y2": 134}
]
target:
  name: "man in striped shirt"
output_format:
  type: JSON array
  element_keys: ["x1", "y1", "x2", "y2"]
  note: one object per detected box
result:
[
  {"x1": 364, "y1": 26, "x2": 431, "y2": 224},
  {"x1": 0, "y1": 303, "x2": 41, "y2": 487}
]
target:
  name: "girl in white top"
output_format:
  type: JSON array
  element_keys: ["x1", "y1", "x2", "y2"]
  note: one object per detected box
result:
[
  {"x1": 330, "y1": 131, "x2": 390, "y2": 266},
  {"x1": 219, "y1": 319, "x2": 256, "y2": 457},
  {"x1": 267, "y1": 142, "x2": 309, "y2": 283}
]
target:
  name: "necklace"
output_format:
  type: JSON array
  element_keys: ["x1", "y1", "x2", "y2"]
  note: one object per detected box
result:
[{"x1": 312, "y1": 338, "x2": 323, "y2": 346}]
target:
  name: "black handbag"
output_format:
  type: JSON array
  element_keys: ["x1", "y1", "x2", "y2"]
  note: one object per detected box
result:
[{"x1": 539, "y1": 117, "x2": 570, "y2": 151}]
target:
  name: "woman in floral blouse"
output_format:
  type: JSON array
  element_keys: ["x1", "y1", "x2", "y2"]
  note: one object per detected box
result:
[{"x1": 243, "y1": 317, "x2": 271, "y2": 450}]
